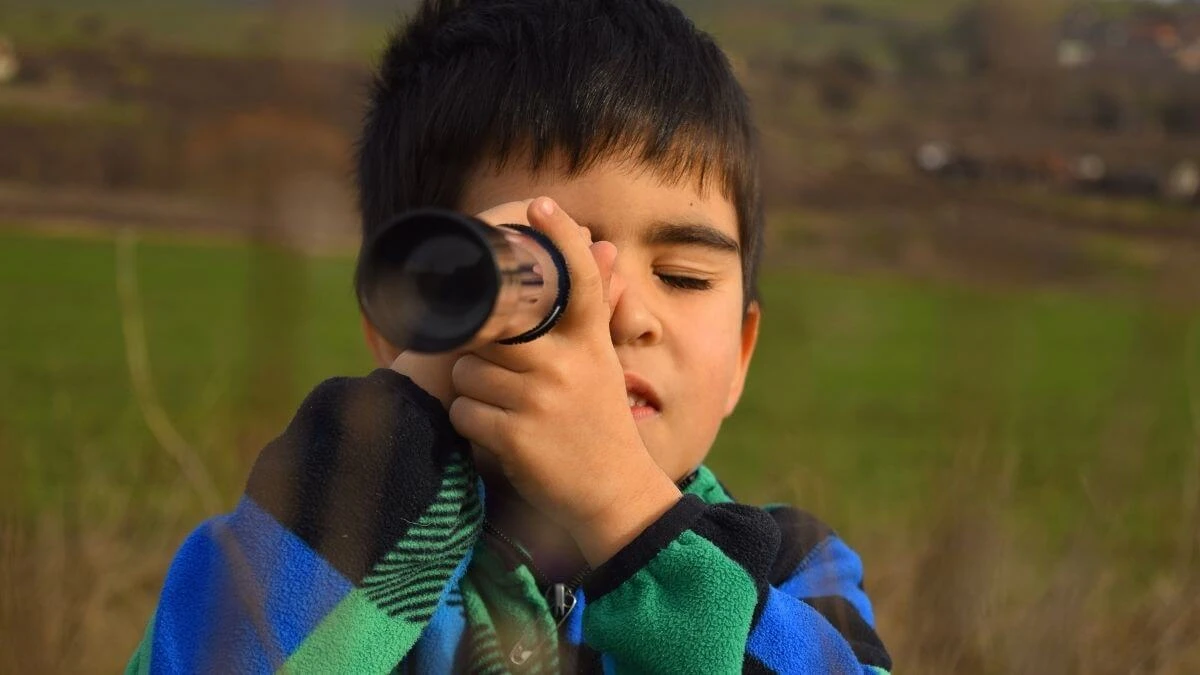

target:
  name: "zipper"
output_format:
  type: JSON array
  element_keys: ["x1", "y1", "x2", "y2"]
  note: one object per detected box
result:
[
  {"x1": 481, "y1": 522, "x2": 590, "y2": 667},
  {"x1": 508, "y1": 582, "x2": 578, "y2": 666}
]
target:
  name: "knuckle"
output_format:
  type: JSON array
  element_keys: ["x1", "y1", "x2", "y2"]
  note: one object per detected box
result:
[
  {"x1": 447, "y1": 396, "x2": 467, "y2": 427},
  {"x1": 492, "y1": 409, "x2": 518, "y2": 446},
  {"x1": 450, "y1": 355, "x2": 468, "y2": 387},
  {"x1": 543, "y1": 361, "x2": 571, "y2": 391},
  {"x1": 526, "y1": 385, "x2": 552, "y2": 414},
  {"x1": 519, "y1": 372, "x2": 537, "y2": 403},
  {"x1": 503, "y1": 412, "x2": 532, "y2": 451}
]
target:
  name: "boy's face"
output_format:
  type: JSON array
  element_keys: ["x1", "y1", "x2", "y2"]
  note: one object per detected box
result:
[{"x1": 457, "y1": 157, "x2": 760, "y2": 483}]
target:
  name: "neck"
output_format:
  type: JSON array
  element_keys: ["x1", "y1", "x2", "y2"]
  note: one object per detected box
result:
[
  {"x1": 479, "y1": 466, "x2": 702, "y2": 584},
  {"x1": 483, "y1": 476, "x2": 589, "y2": 584}
]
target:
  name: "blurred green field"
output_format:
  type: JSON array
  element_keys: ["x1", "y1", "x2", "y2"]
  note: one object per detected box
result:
[{"x1": 2, "y1": 226, "x2": 1197, "y2": 586}]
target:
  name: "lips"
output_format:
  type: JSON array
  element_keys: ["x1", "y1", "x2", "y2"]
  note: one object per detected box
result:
[{"x1": 624, "y1": 372, "x2": 661, "y2": 419}]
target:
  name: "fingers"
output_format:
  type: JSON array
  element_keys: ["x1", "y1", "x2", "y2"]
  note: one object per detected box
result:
[
  {"x1": 451, "y1": 353, "x2": 526, "y2": 410},
  {"x1": 448, "y1": 395, "x2": 510, "y2": 451},
  {"x1": 526, "y1": 198, "x2": 608, "y2": 332}
]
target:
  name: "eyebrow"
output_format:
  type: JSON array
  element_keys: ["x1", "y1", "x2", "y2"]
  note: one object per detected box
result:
[{"x1": 643, "y1": 220, "x2": 741, "y2": 256}]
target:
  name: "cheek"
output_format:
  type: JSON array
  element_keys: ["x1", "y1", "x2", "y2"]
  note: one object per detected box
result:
[
  {"x1": 673, "y1": 311, "x2": 744, "y2": 421},
  {"x1": 651, "y1": 299, "x2": 746, "y2": 476},
  {"x1": 662, "y1": 333, "x2": 739, "y2": 477}
]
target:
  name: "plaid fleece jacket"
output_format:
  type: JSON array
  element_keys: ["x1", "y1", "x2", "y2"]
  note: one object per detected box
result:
[{"x1": 128, "y1": 369, "x2": 891, "y2": 673}]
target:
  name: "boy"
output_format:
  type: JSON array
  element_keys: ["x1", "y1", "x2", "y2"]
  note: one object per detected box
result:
[{"x1": 129, "y1": 0, "x2": 892, "y2": 672}]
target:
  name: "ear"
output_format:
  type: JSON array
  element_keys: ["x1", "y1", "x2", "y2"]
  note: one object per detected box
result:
[
  {"x1": 362, "y1": 313, "x2": 402, "y2": 367},
  {"x1": 723, "y1": 300, "x2": 761, "y2": 417}
]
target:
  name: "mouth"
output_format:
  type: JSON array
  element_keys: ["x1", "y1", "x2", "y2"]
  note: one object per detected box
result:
[{"x1": 624, "y1": 373, "x2": 662, "y2": 420}]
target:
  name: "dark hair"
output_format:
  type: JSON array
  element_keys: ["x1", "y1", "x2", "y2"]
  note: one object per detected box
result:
[{"x1": 356, "y1": 0, "x2": 764, "y2": 307}]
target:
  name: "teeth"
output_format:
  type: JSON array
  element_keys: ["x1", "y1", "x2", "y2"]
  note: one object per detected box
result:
[{"x1": 627, "y1": 394, "x2": 648, "y2": 408}]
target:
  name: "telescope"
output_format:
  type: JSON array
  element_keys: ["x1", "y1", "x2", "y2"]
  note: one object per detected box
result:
[{"x1": 356, "y1": 209, "x2": 570, "y2": 353}]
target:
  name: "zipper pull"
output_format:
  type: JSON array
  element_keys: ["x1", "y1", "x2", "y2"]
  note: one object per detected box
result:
[
  {"x1": 510, "y1": 643, "x2": 535, "y2": 666},
  {"x1": 509, "y1": 583, "x2": 578, "y2": 666},
  {"x1": 550, "y1": 582, "x2": 574, "y2": 620}
]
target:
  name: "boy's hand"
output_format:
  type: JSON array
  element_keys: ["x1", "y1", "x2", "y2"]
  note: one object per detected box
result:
[{"x1": 448, "y1": 197, "x2": 682, "y2": 566}]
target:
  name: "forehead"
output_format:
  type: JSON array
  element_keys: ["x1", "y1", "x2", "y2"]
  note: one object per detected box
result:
[{"x1": 458, "y1": 156, "x2": 740, "y2": 245}]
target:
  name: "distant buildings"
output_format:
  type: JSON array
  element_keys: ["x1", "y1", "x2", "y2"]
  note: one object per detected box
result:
[{"x1": 1058, "y1": 4, "x2": 1200, "y2": 74}]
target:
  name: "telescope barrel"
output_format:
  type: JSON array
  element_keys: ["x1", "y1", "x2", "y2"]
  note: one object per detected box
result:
[{"x1": 356, "y1": 209, "x2": 570, "y2": 353}]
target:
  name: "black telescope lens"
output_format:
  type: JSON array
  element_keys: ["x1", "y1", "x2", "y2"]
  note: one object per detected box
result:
[
  {"x1": 405, "y1": 233, "x2": 493, "y2": 328},
  {"x1": 359, "y1": 211, "x2": 500, "y2": 352}
]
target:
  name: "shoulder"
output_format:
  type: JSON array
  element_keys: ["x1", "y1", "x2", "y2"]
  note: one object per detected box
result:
[
  {"x1": 760, "y1": 504, "x2": 839, "y2": 586},
  {"x1": 687, "y1": 467, "x2": 862, "y2": 587},
  {"x1": 760, "y1": 503, "x2": 878, "y2": 630}
]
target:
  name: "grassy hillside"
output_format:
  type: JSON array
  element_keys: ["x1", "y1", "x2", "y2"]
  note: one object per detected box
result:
[
  {"x1": 2, "y1": 226, "x2": 1198, "y2": 670},
  {"x1": 3, "y1": 226, "x2": 1196, "y2": 561}
]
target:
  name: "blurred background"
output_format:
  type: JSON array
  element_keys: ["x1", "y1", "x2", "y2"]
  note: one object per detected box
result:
[{"x1": 1, "y1": 0, "x2": 1198, "y2": 672}]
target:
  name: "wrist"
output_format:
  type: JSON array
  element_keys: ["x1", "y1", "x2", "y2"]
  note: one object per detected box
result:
[{"x1": 569, "y1": 466, "x2": 683, "y2": 568}]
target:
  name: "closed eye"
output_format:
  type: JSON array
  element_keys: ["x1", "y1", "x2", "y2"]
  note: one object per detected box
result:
[{"x1": 656, "y1": 273, "x2": 713, "y2": 291}]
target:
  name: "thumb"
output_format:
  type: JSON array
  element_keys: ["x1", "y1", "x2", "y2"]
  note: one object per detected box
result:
[{"x1": 526, "y1": 197, "x2": 606, "y2": 331}]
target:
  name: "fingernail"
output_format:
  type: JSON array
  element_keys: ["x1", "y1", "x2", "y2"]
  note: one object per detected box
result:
[{"x1": 538, "y1": 198, "x2": 556, "y2": 216}]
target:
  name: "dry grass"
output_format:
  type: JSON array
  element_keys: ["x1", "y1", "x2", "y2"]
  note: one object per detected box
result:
[
  {"x1": 0, "y1": 496, "x2": 188, "y2": 672},
  {"x1": 865, "y1": 497, "x2": 1200, "y2": 673},
  {"x1": 2, "y1": 491, "x2": 1197, "y2": 673}
]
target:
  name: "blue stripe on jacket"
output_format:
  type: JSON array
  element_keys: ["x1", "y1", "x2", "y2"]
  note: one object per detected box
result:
[
  {"x1": 778, "y1": 536, "x2": 876, "y2": 627},
  {"x1": 149, "y1": 497, "x2": 351, "y2": 673}
]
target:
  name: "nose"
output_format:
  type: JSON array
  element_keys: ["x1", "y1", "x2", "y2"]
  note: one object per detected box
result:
[{"x1": 607, "y1": 258, "x2": 662, "y2": 346}]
